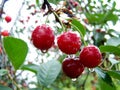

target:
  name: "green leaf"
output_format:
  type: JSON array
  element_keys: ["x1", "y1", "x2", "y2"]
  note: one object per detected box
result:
[
  {"x1": 107, "y1": 70, "x2": 120, "y2": 80},
  {"x1": 99, "y1": 45, "x2": 120, "y2": 56},
  {"x1": 0, "y1": 69, "x2": 8, "y2": 76},
  {"x1": 36, "y1": 0, "x2": 39, "y2": 6},
  {"x1": 48, "y1": 0, "x2": 60, "y2": 4},
  {"x1": 37, "y1": 60, "x2": 61, "y2": 87},
  {"x1": 21, "y1": 64, "x2": 39, "y2": 74},
  {"x1": 105, "y1": 13, "x2": 118, "y2": 25},
  {"x1": 107, "y1": 29, "x2": 120, "y2": 36},
  {"x1": 0, "y1": 85, "x2": 12, "y2": 90},
  {"x1": 70, "y1": 19, "x2": 86, "y2": 37},
  {"x1": 98, "y1": 78, "x2": 116, "y2": 90},
  {"x1": 106, "y1": 37, "x2": 120, "y2": 46},
  {"x1": 29, "y1": 88, "x2": 41, "y2": 90},
  {"x1": 3, "y1": 37, "x2": 28, "y2": 70},
  {"x1": 93, "y1": 30, "x2": 105, "y2": 46},
  {"x1": 95, "y1": 68, "x2": 116, "y2": 88},
  {"x1": 85, "y1": 13, "x2": 105, "y2": 24}
]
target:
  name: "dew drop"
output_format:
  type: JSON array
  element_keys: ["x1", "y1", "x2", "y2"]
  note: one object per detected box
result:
[
  {"x1": 72, "y1": 78, "x2": 77, "y2": 82},
  {"x1": 89, "y1": 68, "x2": 95, "y2": 72},
  {"x1": 41, "y1": 50, "x2": 47, "y2": 53}
]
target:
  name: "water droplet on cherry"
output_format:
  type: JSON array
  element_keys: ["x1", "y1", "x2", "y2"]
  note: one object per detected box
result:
[
  {"x1": 72, "y1": 78, "x2": 77, "y2": 81},
  {"x1": 41, "y1": 50, "x2": 47, "y2": 53},
  {"x1": 89, "y1": 68, "x2": 95, "y2": 72}
]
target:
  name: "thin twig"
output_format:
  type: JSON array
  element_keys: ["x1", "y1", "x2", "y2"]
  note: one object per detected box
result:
[
  {"x1": 10, "y1": 0, "x2": 25, "y2": 35},
  {"x1": 81, "y1": 69, "x2": 90, "y2": 90},
  {"x1": 8, "y1": 73, "x2": 22, "y2": 90},
  {"x1": 53, "y1": 12, "x2": 66, "y2": 32}
]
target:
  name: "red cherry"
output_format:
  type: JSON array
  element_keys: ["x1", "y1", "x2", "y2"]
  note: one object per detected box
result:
[
  {"x1": 62, "y1": 57, "x2": 84, "y2": 78},
  {"x1": 79, "y1": 45, "x2": 102, "y2": 68},
  {"x1": 1, "y1": 30, "x2": 9, "y2": 36},
  {"x1": 5, "y1": 16, "x2": 12, "y2": 23},
  {"x1": 57, "y1": 31, "x2": 81, "y2": 54},
  {"x1": 31, "y1": 24, "x2": 55, "y2": 51}
]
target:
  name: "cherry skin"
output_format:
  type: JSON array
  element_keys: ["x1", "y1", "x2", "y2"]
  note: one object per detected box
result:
[
  {"x1": 62, "y1": 57, "x2": 84, "y2": 78},
  {"x1": 1, "y1": 30, "x2": 9, "y2": 36},
  {"x1": 57, "y1": 31, "x2": 81, "y2": 54},
  {"x1": 5, "y1": 16, "x2": 12, "y2": 23},
  {"x1": 31, "y1": 24, "x2": 55, "y2": 51},
  {"x1": 79, "y1": 45, "x2": 102, "y2": 68}
]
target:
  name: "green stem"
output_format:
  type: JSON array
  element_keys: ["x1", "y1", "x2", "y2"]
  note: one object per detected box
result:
[
  {"x1": 81, "y1": 69, "x2": 90, "y2": 90},
  {"x1": 8, "y1": 73, "x2": 22, "y2": 90},
  {"x1": 45, "y1": 14, "x2": 49, "y2": 24},
  {"x1": 70, "y1": 23, "x2": 87, "y2": 46},
  {"x1": 41, "y1": 86, "x2": 45, "y2": 90},
  {"x1": 53, "y1": 12, "x2": 66, "y2": 32}
]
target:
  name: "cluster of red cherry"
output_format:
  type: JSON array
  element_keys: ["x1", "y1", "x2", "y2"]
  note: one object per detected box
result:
[{"x1": 31, "y1": 24, "x2": 102, "y2": 78}]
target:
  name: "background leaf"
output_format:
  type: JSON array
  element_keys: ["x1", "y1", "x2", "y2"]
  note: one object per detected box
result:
[
  {"x1": 0, "y1": 69, "x2": 8, "y2": 76},
  {"x1": 0, "y1": 85, "x2": 12, "y2": 90},
  {"x1": 3, "y1": 37, "x2": 28, "y2": 70},
  {"x1": 98, "y1": 78, "x2": 116, "y2": 90},
  {"x1": 95, "y1": 68, "x2": 116, "y2": 88},
  {"x1": 36, "y1": 0, "x2": 40, "y2": 6},
  {"x1": 85, "y1": 13, "x2": 106, "y2": 24},
  {"x1": 29, "y1": 88, "x2": 41, "y2": 90},
  {"x1": 106, "y1": 37, "x2": 120, "y2": 46},
  {"x1": 99, "y1": 45, "x2": 120, "y2": 56},
  {"x1": 21, "y1": 64, "x2": 40, "y2": 74},
  {"x1": 48, "y1": 0, "x2": 60, "y2": 4},
  {"x1": 37, "y1": 60, "x2": 61, "y2": 87},
  {"x1": 107, "y1": 70, "x2": 120, "y2": 80}
]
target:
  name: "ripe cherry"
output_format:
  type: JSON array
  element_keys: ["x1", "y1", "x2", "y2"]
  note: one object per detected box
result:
[
  {"x1": 62, "y1": 57, "x2": 84, "y2": 78},
  {"x1": 1, "y1": 30, "x2": 9, "y2": 36},
  {"x1": 57, "y1": 31, "x2": 81, "y2": 54},
  {"x1": 5, "y1": 16, "x2": 12, "y2": 23},
  {"x1": 79, "y1": 45, "x2": 102, "y2": 68},
  {"x1": 31, "y1": 24, "x2": 55, "y2": 52}
]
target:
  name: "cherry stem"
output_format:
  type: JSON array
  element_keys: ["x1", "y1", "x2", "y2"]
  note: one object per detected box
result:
[
  {"x1": 43, "y1": 0, "x2": 51, "y2": 9},
  {"x1": 45, "y1": 14, "x2": 49, "y2": 24},
  {"x1": 70, "y1": 23, "x2": 87, "y2": 46},
  {"x1": 53, "y1": 12, "x2": 66, "y2": 32},
  {"x1": 81, "y1": 69, "x2": 90, "y2": 90},
  {"x1": 42, "y1": 0, "x2": 66, "y2": 32}
]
